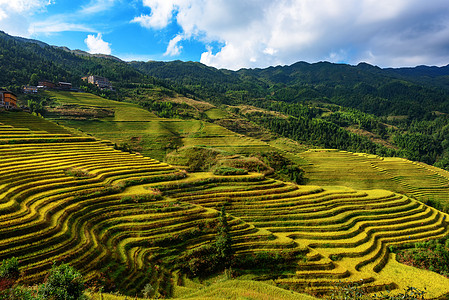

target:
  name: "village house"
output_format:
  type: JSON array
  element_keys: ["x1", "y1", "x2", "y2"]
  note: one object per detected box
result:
[
  {"x1": 0, "y1": 89, "x2": 18, "y2": 109},
  {"x1": 38, "y1": 80, "x2": 56, "y2": 89},
  {"x1": 85, "y1": 75, "x2": 113, "y2": 90},
  {"x1": 57, "y1": 82, "x2": 72, "y2": 90},
  {"x1": 23, "y1": 86, "x2": 38, "y2": 94}
]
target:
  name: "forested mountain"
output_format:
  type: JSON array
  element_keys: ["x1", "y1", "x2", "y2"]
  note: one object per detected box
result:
[
  {"x1": 132, "y1": 59, "x2": 449, "y2": 118},
  {"x1": 0, "y1": 31, "x2": 147, "y2": 92},
  {"x1": 3, "y1": 31, "x2": 449, "y2": 168}
]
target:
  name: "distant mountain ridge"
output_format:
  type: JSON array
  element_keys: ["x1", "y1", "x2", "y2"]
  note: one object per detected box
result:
[{"x1": 1, "y1": 30, "x2": 449, "y2": 117}]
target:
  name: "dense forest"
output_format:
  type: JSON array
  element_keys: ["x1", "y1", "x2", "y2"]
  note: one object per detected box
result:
[{"x1": 3, "y1": 31, "x2": 449, "y2": 168}]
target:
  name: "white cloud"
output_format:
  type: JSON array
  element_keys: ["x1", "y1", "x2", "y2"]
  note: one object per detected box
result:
[
  {"x1": 84, "y1": 33, "x2": 112, "y2": 55},
  {"x1": 134, "y1": 0, "x2": 449, "y2": 69},
  {"x1": 0, "y1": 0, "x2": 52, "y2": 13},
  {"x1": 0, "y1": 9, "x2": 7, "y2": 20},
  {"x1": 131, "y1": 0, "x2": 176, "y2": 29},
  {"x1": 80, "y1": 0, "x2": 116, "y2": 14},
  {"x1": 0, "y1": 0, "x2": 52, "y2": 36},
  {"x1": 164, "y1": 34, "x2": 183, "y2": 56},
  {"x1": 30, "y1": 20, "x2": 95, "y2": 35}
]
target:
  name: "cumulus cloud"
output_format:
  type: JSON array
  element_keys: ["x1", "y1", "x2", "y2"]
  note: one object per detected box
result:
[
  {"x1": 84, "y1": 33, "x2": 112, "y2": 55},
  {"x1": 131, "y1": 0, "x2": 177, "y2": 29},
  {"x1": 134, "y1": 0, "x2": 449, "y2": 69}
]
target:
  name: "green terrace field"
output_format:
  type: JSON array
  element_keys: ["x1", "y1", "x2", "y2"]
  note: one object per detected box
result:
[
  {"x1": 300, "y1": 149, "x2": 449, "y2": 211},
  {"x1": 1, "y1": 111, "x2": 449, "y2": 298},
  {"x1": 44, "y1": 91, "x2": 273, "y2": 161}
]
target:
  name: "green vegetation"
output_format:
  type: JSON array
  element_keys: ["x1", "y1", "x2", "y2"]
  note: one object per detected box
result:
[
  {"x1": 0, "y1": 258, "x2": 19, "y2": 280},
  {"x1": 213, "y1": 166, "x2": 248, "y2": 176},
  {"x1": 38, "y1": 263, "x2": 85, "y2": 300},
  {"x1": 42, "y1": 91, "x2": 276, "y2": 161},
  {"x1": 215, "y1": 206, "x2": 233, "y2": 266},
  {"x1": 392, "y1": 237, "x2": 449, "y2": 277},
  {"x1": 0, "y1": 260, "x2": 85, "y2": 300},
  {"x1": 330, "y1": 282, "x2": 427, "y2": 300}
]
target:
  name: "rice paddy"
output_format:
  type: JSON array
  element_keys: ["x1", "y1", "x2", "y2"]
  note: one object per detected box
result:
[
  {"x1": 300, "y1": 149, "x2": 449, "y2": 209},
  {"x1": 45, "y1": 91, "x2": 272, "y2": 160},
  {"x1": 1, "y1": 110, "x2": 449, "y2": 298}
]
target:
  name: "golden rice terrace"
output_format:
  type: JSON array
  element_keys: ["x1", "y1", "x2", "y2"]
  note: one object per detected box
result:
[{"x1": 1, "y1": 111, "x2": 449, "y2": 298}]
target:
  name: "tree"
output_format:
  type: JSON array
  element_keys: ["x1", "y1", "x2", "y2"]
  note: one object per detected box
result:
[
  {"x1": 38, "y1": 263, "x2": 85, "y2": 300},
  {"x1": 29, "y1": 73, "x2": 39, "y2": 86},
  {"x1": 215, "y1": 206, "x2": 233, "y2": 267},
  {"x1": 0, "y1": 257, "x2": 20, "y2": 293}
]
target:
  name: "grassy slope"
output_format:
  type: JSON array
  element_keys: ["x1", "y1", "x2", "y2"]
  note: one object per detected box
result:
[{"x1": 45, "y1": 91, "x2": 273, "y2": 161}]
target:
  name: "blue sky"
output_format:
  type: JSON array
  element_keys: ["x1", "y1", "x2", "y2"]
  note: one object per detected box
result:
[{"x1": 1, "y1": 0, "x2": 449, "y2": 70}]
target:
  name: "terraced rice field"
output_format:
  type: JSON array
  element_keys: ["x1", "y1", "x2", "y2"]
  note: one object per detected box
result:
[
  {"x1": 46, "y1": 91, "x2": 272, "y2": 160},
  {"x1": 0, "y1": 118, "x2": 191, "y2": 291},
  {"x1": 156, "y1": 174, "x2": 449, "y2": 297},
  {"x1": 301, "y1": 149, "x2": 449, "y2": 209},
  {"x1": 0, "y1": 113, "x2": 298, "y2": 295},
  {"x1": 2, "y1": 113, "x2": 449, "y2": 298}
]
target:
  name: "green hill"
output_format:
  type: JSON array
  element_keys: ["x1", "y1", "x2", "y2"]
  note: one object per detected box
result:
[{"x1": 3, "y1": 30, "x2": 449, "y2": 168}]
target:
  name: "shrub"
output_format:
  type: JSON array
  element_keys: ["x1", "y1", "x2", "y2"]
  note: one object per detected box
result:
[
  {"x1": 64, "y1": 167, "x2": 91, "y2": 178},
  {"x1": 213, "y1": 166, "x2": 248, "y2": 176},
  {"x1": 0, "y1": 257, "x2": 19, "y2": 280},
  {"x1": 141, "y1": 283, "x2": 154, "y2": 299},
  {"x1": 165, "y1": 146, "x2": 222, "y2": 171},
  {"x1": 329, "y1": 282, "x2": 427, "y2": 300},
  {"x1": 256, "y1": 151, "x2": 305, "y2": 184},
  {"x1": 395, "y1": 236, "x2": 449, "y2": 277},
  {"x1": 5, "y1": 285, "x2": 39, "y2": 300},
  {"x1": 38, "y1": 263, "x2": 85, "y2": 300},
  {"x1": 216, "y1": 156, "x2": 273, "y2": 174}
]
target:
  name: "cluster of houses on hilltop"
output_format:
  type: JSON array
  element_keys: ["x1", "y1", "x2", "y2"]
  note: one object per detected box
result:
[
  {"x1": 22, "y1": 80, "x2": 75, "y2": 95},
  {"x1": 1, "y1": 75, "x2": 113, "y2": 110},
  {"x1": 22, "y1": 75, "x2": 114, "y2": 95}
]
